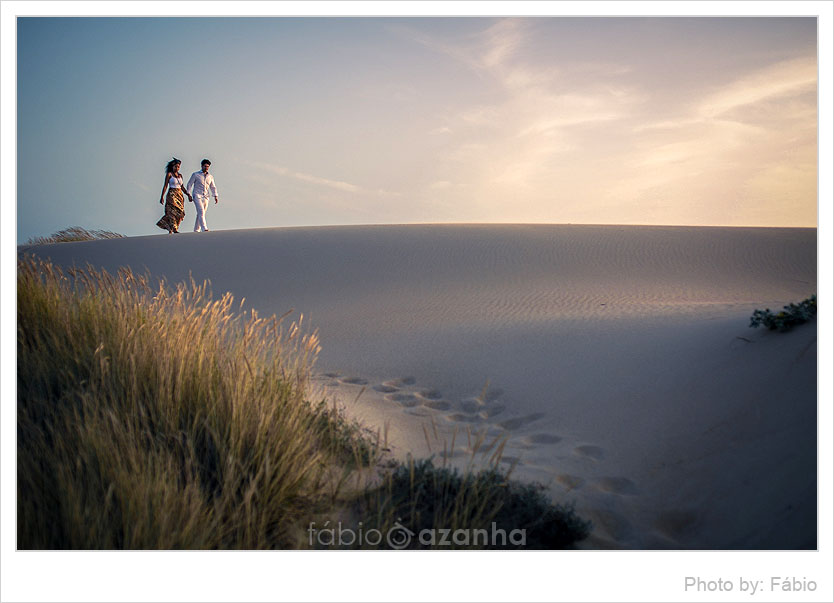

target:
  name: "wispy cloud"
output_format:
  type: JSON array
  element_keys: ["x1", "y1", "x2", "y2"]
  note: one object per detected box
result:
[
  {"x1": 698, "y1": 56, "x2": 816, "y2": 119},
  {"x1": 480, "y1": 19, "x2": 526, "y2": 71},
  {"x1": 252, "y1": 162, "x2": 398, "y2": 196},
  {"x1": 396, "y1": 18, "x2": 639, "y2": 194},
  {"x1": 634, "y1": 56, "x2": 816, "y2": 135}
]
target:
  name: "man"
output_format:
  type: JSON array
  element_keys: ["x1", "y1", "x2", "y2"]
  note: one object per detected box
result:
[{"x1": 186, "y1": 159, "x2": 220, "y2": 232}]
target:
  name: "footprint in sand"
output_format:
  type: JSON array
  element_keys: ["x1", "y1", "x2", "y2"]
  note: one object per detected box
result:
[
  {"x1": 373, "y1": 384, "x2": 399, "y2": 393},
  {"x1": 458, "y1": 398, "x2": 484, "y2": 414},
  {"x1": 423, "y1": 400, "x2": 452, "y2": 411},
  {"x1": 339, "y1": 376, "x2": 368, "y2": 385},
  {"x1": 418, "y1": 389, "x2": 443, "y2": 400},
  {"x1": 387, "y1": 393, "x2": 420, "y2": 407},
  {"x1": 573, "y1": 445, "x2": 605, "y2": 461},
  {"x1": 592, "y1": 476, "x2": 639, "y2": 496},
  {"x1": 405, "y1": 407, "x2": 434, "y2": 417},
  {"x1": 497, "y1": 412, "x2": 546, "y2": 431},
  {"x1": 521, "y1": 433, "x2": 562, "y2": 445},
  {"x1": 384, "y1": 376, "x2": 416, "y2": 388}
]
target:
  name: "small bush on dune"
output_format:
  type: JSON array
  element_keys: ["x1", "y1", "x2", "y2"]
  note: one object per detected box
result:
[
  {"x1": 352, "y1": 458, "x2": 592, "y2": 549},
  {"x1": 749, "y1": 295, "x2": 816, "y2": 332},
  {"x1": 26, "y1": 226, "x2": 124, "y2": 245}
]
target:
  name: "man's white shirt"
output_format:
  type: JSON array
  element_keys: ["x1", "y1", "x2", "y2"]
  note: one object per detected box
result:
[{"x1": 186, "y1": 170, "x2": 219, "y2": 199}]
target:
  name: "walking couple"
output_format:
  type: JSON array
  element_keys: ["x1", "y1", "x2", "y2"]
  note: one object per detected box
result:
[{"x1": 156, "y1": 157, "x2": 220, "y2": 234}]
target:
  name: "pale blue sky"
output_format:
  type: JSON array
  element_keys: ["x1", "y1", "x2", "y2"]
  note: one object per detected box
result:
[{"x1": 17, "y1": 17, "x2": 817, "y2": 241}]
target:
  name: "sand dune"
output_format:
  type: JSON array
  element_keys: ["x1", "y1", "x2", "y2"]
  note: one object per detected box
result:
[{"x1": 20, "y1": 224, "x2": 817, "y2": 549}]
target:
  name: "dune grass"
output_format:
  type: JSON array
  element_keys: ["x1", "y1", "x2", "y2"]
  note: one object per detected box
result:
[
  {"x1": 17, "y1": 256, "x2": 356, "y2": 548},
  {"x1": 26, "y1": 226, "x2": 125, "y2": 245},
  {"x1": 17, "y1": 256, "x2": 590, "y2": 549}
]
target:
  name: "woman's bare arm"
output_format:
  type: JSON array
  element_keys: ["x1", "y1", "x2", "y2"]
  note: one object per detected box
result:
[{"x1": 160, "y1": 172, "x2": 171, "y2": 204}]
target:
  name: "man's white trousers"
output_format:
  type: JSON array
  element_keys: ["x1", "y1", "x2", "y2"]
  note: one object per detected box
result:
[{"x1": 193, "y1": 195, "x2": 209, "y2": 232}]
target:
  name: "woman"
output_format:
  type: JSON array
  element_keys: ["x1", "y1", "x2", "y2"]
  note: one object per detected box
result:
[{"x1": 156, "y1": 157, "x2": 192, "y2": 233}]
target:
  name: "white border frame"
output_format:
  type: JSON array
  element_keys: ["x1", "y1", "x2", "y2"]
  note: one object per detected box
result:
[{"x1": 2, "y1": 2, "x2": 831, "y2": 602}]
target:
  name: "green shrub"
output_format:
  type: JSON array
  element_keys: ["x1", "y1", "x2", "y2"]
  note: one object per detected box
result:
[{"x1": 749, "y1": 295, "x2": 816, "y2": 332}]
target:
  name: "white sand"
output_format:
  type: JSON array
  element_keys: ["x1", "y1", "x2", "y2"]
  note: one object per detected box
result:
[{"x1": 20, "y1": 224, "x2": 817, "y2": 549}]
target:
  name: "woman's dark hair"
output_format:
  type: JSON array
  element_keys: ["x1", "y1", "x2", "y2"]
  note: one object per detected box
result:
[{"x1": 165, "y1": 157, "x2": 181, "y2": 174}]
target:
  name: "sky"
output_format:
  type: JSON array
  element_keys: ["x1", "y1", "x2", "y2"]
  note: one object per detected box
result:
[{"x1": 16, "y1": 16, "x2": 818, "y2": 240}]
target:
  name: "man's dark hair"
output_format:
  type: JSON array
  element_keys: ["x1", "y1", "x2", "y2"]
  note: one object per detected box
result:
[{"x1": 201, "y1": 159, "x2": 211, "y2": 166}]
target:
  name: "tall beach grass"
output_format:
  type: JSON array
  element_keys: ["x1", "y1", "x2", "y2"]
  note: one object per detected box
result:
[{"x1": 18, "y1": 256, "x2": 360, "y2": 548}]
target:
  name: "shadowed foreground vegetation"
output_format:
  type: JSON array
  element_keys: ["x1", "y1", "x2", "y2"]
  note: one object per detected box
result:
[
  {"x1": 353, "y1": 459, "x2": 590, "y2": 549},
  {"x1": 17, "y1": 256, "x2": 590, "y2": 549}
]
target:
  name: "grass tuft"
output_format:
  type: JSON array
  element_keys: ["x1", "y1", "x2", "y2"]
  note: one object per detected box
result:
[{"x1": 26, "y1": 227, "x2": 125, "y2": 245}]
